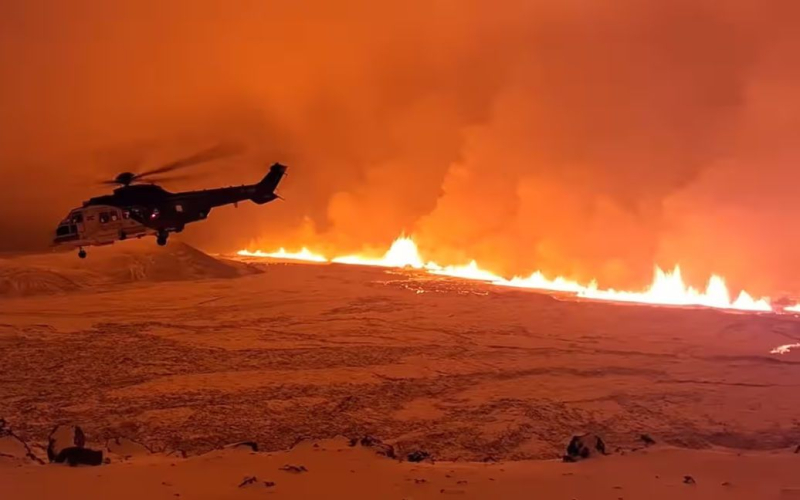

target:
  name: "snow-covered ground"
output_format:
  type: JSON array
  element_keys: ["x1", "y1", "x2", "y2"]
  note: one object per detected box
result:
[{"x1": 1, "y1": 244, "x2": 799, "y2": 498}]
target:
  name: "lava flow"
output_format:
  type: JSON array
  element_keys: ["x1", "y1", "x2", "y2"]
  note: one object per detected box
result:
[
  {"x1": 238, "y1": 247, "x2": 327, "y2": 262},
  {"x1": 239, "y1": 236, "x2": 774, "y2": 313}
]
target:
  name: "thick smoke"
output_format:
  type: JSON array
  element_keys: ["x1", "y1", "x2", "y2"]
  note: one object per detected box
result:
[{"x1": 1, "y1": 0, "x2": 798, "y2": 295}]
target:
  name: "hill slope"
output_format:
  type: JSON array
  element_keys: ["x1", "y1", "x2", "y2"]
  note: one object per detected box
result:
[{"x1": 0, "y1": 241, "x2": 260, "y2": 295}]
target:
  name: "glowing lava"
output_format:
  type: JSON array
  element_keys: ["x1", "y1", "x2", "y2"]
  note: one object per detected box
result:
[
  {"x1": 576, "y1": 267, "x2": 772, "y2": 312},
  {"x1": 785, "y1": 303, "x2": 800, "y2": 313},
  {"x1": 428, "y1": 261, "x2": 505, "y2": 282},
  {"x1": 237, "y1": 247, "x2": 327, "y2": 262},
  {"x1": 333, "y1": 236, "x2": 426, "y2": 268},
  {"x1": 240, "y1": 235, "x2": 774, "y2": 313}
]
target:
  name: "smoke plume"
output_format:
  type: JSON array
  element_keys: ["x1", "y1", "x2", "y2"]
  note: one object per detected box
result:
[{"x1": 1, "y1": 0, "x2": 798, "y2": 295}]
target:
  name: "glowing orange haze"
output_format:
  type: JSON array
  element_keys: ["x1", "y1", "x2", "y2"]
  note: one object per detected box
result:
[
  {"x1": 2, "y1": 1, "x2": 800, "y2": 300},
  {"x1": 239, "y1": 235, "x2": 787, "y2": 313}
]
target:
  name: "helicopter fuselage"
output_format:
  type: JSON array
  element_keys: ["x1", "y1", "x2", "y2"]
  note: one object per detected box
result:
[{"x1": 53, "y1": 163, "x2": 286, "y2": 257}]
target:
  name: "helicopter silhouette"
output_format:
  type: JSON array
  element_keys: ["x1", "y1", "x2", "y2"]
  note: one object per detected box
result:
[{"x1": 53, "y1": 145, "x2": 286, "y2": 258}]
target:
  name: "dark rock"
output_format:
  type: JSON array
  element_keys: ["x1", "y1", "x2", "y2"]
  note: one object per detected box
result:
[
  {"x1": 563, "y1": 433, "x2": 607, "y2": 462},
  {"x1": 56, "y1": 447, "x2": 103, "y2": 467},
  {"x1": 48, "y1": 425, "x2": 103, "y2": 466},
  {"x1": 279, "y1": 464, "x2": 308, "y2": 473},
  {"x1": 640, "y1": 434, "x2": 656, "y2": 446},
  {"x1": 407, "y1": 450, "x2": 431, "y2": 463},
  {"x1": 47, "y1": 425, "x2": 86, "y2": 462},
  {"x1": 166, "y1": 449, "x2": 187, "y2": 459},
  {"x1": 238, "y1": 475, "x2": 276, "y2": 489},
  {"x1": 351, "y1": 435, "x2": 396, "y2": 459},
  {"x1": 239, "y1": 476, "x2": 258, "y2": 487},
  {"x1": 359, "y1": 436, "x2": 381, "y2": 447},
  {"x1": 683, "y1": 475, "x2": 696, "y2": 485}
]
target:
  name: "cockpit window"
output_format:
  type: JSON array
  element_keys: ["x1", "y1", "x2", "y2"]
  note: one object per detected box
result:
[
  {"x1": 99, "y1": 212, "x2": 109, "y2": 224},
  {"x1": 56, "y1": 225, "x2": 75, "y2": 236},
  {"x1": 71, "y1": 213, "x2": 84, "y2": 224}
]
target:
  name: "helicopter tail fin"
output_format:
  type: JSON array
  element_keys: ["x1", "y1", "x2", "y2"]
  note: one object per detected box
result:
[{"x1": 251, "y1": 163, "x2": 287, "y2": 204}]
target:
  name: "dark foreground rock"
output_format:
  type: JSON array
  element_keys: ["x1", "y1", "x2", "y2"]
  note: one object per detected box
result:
[
  {"x1": 279, "y1": 464, "x2": 308, "y2": 473},
  {"x1": 407, "y1": 450, "x2": 431, "y2": 463},
  {"x1": 56, "y1": 447, "x2": 104, "y2": 467},
  {"x1": 563, "y1": 433, "x2": 607, "y2": 462},
  {"x1": 47, "y1": 425, "x2": 103, "y2": 466},
  {"x1": 349, "y1": 436, "x2": 396, "y2": 459},
  {"x1": 238, "y1": 476, "x2": 276, "y2": 488}
]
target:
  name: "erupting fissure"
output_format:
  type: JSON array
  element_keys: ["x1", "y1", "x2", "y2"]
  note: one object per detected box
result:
[{"x1": 238, "y1": 236, "x2": 777, "y2": 313}]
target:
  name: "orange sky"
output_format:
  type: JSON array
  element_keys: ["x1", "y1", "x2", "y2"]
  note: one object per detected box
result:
[{"x1": 1, "y1": 0, "x2": 798, "y2": 296}]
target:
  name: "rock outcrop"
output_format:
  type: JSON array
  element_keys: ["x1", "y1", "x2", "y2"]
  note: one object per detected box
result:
[
  {"x1": 47, "y1": 425, "x2": 103, "y2": 466},
  {"x1": 563, "y1": 433, "x2": 607, "y2": 462}
]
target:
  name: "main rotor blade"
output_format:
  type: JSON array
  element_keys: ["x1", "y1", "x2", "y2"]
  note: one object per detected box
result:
[
  {"x1": 137, "y1": 143, "x2": 244, "y2": 178},
  {"x1": 143, "y1": 173, "x2": 203, "y2": 184}
]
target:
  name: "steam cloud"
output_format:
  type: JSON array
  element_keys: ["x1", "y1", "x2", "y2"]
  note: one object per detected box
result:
[{"x1": 1, "y1": 0, "x2": 798, "y2": 295}]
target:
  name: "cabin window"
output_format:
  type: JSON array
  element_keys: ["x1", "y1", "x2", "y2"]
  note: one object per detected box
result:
[
  {"x1": 109, "y1": 210, "x2": 119, "y2": 221},
  {"x1": 122, "y1": 210, "x2": 130, "y2": 220},
  {"x1": 99, "y1": 212, "x2": 109, "y2": 224},
  {"x1": 175, "y1": 204, "x2": 184, "y2": 213}
]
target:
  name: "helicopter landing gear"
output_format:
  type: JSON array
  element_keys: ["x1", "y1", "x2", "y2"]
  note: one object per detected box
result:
[
  {"x1": 156, "y1": 230, "x2": 168, "y2": 247},
  {"x1": 78, "y1": 248, "x2": 87, "y2": 259}
]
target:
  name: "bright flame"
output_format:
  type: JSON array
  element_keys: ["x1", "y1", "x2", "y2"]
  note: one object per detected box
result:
[
  {"x1": 239, "y1": 235, "x2": 775, "y2": 313},
  {"x1": 498, "y1": 272, "x2": 595, "y2": 294},
  {"x1": 237, "y1": 247, "x2": 327, "y2": 262},
  {"x1": 428, "y1": 260, "x2": 505, "y2": 282},
  {"x1": 332, "y1": 236, "x2": 425, "y2": 268},
  {"x1": 785, "y1": 303, "x2": 800, "y2": 313},
  {"x1": 573, "y1": 267, "x2": 772, "y2": 312}
]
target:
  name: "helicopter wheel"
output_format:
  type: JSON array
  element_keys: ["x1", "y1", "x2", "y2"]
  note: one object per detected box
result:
[
  {"x1": 78, "y1": 248, "x2": 87, "y2": 259},
  {"x1": 156, "y1": 231, "x2": 168, "y2": 246}
]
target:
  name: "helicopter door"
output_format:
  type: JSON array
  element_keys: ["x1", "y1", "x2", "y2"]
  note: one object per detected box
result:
[
  {"x1": 87, "y1": 207, "x2": 124, "y2": 243},
  {"x1": 70, "y1": 211, "x2": 85, "y2": 236}
]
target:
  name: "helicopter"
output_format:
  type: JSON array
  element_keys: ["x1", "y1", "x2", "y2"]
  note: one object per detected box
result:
[{"x1": 53, "y1": 145, "x2": 287, "y2": 258}]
